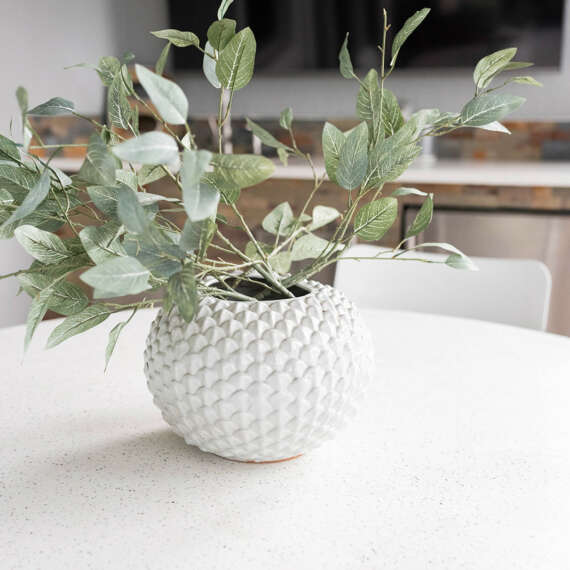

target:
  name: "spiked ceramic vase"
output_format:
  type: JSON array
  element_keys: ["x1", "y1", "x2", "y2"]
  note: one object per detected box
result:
[{"x1": 144, "y1": 281, "x2": 372, "y2": 462}]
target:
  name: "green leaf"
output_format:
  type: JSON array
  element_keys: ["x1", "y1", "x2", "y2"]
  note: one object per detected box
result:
[
  {"x1": 116, "y1": 168, "x2": 137, "y2": 190},
  {"x1": 510, "y1": 75, "x2": 542, "y2": 87},
  {"x1": 14, "y1": 225, "x2": 69, "y2": 264},
  {"x1": 180, "y1": 149, "x2": 219, "y2": 221},
  {"x1": 135, "y1": 64, "x2": 188, "y2": 125},
  {"x1": 390, "y1": 8, "x2": 430, "y2": 67},
  {"x1": 216, "y1": 27, "x2": 256, "y2": 91},
  {"x1": 167, "y1": 265, "x2": 197, "y2": 322},
  {"x1": 180, "y1": 219, "x2": 209, "y2": 253},
  {"x1": 2, "y1": 169, "x2": 50, "y2": 227},
  {"x1": 24, "y1": 289, "x2": 52, "y2": 351},
  {"x1": 364, "y1": 135, "x2": 421, "y2": 189},
  {"x1": 336, "y1": 122, "x2": 369, "y2": 190},
  {"x1": 356, "y1": 69, "x2": 381, "y2": 137},
  {"x1": 262, "y1": 202, "x2": 294, "y2": 236},
  {"x1": 405, "y1": 194, "x2": 433, "y2": 238},
  {"x1": 79, "y1": 223, "x2": 125, "y2": 264},
  {"x1": 27, "y1": 97, "x2": 74, "y2": 116},
  {"x1": 391, "y1": 186, "x2": 428, "y2": 197},
  {"x1": 112, "y1": 132, "x2": 179, "y2": 165},
  {"x1": 291, "y1": 234, "x2": 331, "y2": 261},
  {"x1": 87, "y1": 185, "x2": 120, "y2": 219},
  {"x1": 16, "y1": 86, "x2": 28, "y2": 113},
  {"x1": 322, "y1": 122, "x2": 345, "y2": 183},
  {"x1": 502, "y1": 61, "x2": 534, "y2": 71},
  {"x1": 0, "y1": 188, "x2": 14, "y2": 206},
  {"x1": 445, "y1": 253, "x2": 478, "y2": 271},
  {"x1": 51, "y1": 166, "x2": 72, "y2": 189},
  {"x1": 203, "y1": 42, "x2": 221, "y2": 89},
  {"x1": 117, "y1": 186, "x2": 151, "y2": 234},
  {"x1": 80, "y1": 256, "x2": 151, "y2": 298},
  {"x1": 270, "y1": 251, "x2": 292, "y2": 275},
  {"x1": 473, "y1": 121, "x2": 511, "y2": 134},
  {"x1": 97, "y1": 56, "x2": 121, "y2": 86},
  {"x1": 19, "y1": 274, "x2": 89, "y2": 317},
  {"x1": 460, "y1": 93, "x2": 526, "y2": 127},
  {"x1": 201, "y1": 172, "x2": 240, "y2": 205},
  {"x1": 279, "y1": 107, "x2": 293, "y2": 130},
  {"x1": 308, "y1": 205, "x2": 340, "y2": 230},
  {"x1": 246, "y1": 118, "x2": 291, "y2": 150},
  {"x1": 105, "y1": 320, "x2": 127, "y2": 370},
  {"x1": 473, "y1": 47, "x2": 517, "y2": 90},
  {"x1": 155, "y1": 41, "x2": 171, "y2": 76},
  {"x1": 354, "y1": 198, "x2": 398, "y2": 241},
  {"x1": 107, "y1": 73, "x2": 132, "y2": 130},
  {"x1": 277, "y1": 147, "x2": 289, "y2": 166},
  {"x1": 46, "y1": 305, "x2": 112, "y2": 349},
  {"x1": 78, "y1": 133, "x2": 117, "y2": 186},
  {"x1": 217, "y1": 0, "x2": 234, "y2": 20},
  {"x1": 381, "y1": 89, "x2": 404, "y2": 137},
  {"x1": 138, "y1": 164, "x2": 167, "y2": 186},
  {"x1": 210, "y1": 154, "x2": 274, "y2": 189},
  {"x1": 208, "y1": 19, "x2": 236, "y2": 51},
  {"x1": 339, "y1": 33, "x2": 354, "y2": 79},
  {"x1": 0, "y1": 134, "x2": 20, "y2": 162},
  {"x1": 151, "y1": 29, "x2": 199, "y2": 48}
]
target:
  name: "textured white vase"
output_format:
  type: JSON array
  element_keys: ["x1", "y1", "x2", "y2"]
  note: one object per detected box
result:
[{"x1": 144, "y1": 281, "x2": 372, "y2": 462}]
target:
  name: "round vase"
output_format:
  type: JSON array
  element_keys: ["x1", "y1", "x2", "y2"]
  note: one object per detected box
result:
[{"x1": 144, "y1": 281, "x2": 372, "y2": 462}]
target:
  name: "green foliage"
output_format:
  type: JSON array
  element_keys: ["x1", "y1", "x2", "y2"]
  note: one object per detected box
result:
[
  {"x1": 135, "y1": 64, "x2": 189, "y2": 125},
  {"x1": 14, "y1": 225, "x2": 70, "y2": 264},
  {"x1": 166, "y1": 264, "x2": 197, "y2": 322},
  {"x1": 80, "y1": 256, "x2": 151, "y2": 298},
  {"x1": 112, "y1": 132, "x2": 179, "y2": 165},
  {"x1": 336, "y1": 122, "x2": 368, "y2": 190},
  {"x1": 390, "y1": 8, "x2": 430, "y2": 67},
  {"x1": 0, "y1": 5, "x2": 540, "y2": 359},
  {"x1": 216, "y1": 27, "x2": 256, "y2": 91},
  {"x1": 208, "y1": 19, "x2": 236, "y2": 51},
  {"x1": 46, "y1": 305, "x2": 112, "y2": 349},
  {"x1": 338, "y1": 33, "x2": 354, "y2": 79},
  {"x1": 27, "y1": 97, "x2": 74, "y2": 116},
  {"x1": 354, "y1": 198, "x2": 398, "y2": 241},
  {"x1": 151, "y1": 29, "x2": 199, "y2": 48}
]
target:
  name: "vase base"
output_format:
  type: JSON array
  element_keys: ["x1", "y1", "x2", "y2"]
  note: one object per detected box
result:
[{"x1": 222, "y1": 453, "x2": 304, "y2": 464}]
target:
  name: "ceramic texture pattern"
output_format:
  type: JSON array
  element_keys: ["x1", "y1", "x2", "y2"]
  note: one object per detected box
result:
[{"x1": 144, "y1": 282, "x2": 372, "y2": 462}]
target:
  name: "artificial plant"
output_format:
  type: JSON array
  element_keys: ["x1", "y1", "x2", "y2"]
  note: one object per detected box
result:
[{"x1": 0, "y1": 2, "x2": 540, "y2": 364}]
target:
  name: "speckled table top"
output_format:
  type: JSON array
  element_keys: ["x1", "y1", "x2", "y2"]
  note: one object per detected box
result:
[{"x1": 1, "y1": 309, "x2": 569, "y2": 569}]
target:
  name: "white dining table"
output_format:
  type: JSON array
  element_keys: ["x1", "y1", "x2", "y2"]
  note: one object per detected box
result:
[{"x1": 1, "y1": 308, "x2": 569, "y2": 570}]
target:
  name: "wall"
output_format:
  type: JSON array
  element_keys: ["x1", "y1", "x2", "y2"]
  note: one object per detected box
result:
[{"x1": 0, "y1": 0, "x2": 167, "y2": 326}]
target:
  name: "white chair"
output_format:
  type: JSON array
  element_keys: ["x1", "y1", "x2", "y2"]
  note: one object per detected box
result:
[{"x1": 334, "y1": 244, "x2": 552, "y2": 331}]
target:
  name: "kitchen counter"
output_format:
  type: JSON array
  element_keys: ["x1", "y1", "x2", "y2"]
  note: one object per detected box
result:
[{"x1": 51, "y1": 157, "x2": 570, "y2": 188}]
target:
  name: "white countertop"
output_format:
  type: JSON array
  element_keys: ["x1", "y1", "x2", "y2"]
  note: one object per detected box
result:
[
  {"x1": 51, "y1": 156, "x2": 570, "y2": 188},
  {"x1": 2, "y1": 309, "x2": 570, "y2": 569},
  {"x1": 272, "y1": 158, "x2": 570, "y2": 188}
]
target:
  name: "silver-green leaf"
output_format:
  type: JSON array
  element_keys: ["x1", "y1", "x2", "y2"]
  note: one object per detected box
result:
[
  {"x1": 216, "y1": 27, "x2": 256, "y2": 91},
  {"x1": 246, "y1": 118, "x2": 291, "y2": 150},
  {"x1": 80, "y1": 256, "x2": 151, "y2": 298},
  {"x1": 208, "y1": 19, "x2": 236, "y2": 51},
  {"x1": 262, "y1": 202, "x2": 294, "y2": 236},
  {"x1": 322, "y1": 122, "x2": 346, "y2": 183},
  {"x1": 473, "y1": 47, "x2": 517, "y2": 90},
  {"x1": 308, "y1": 205, "x2": 340, "y2": 230},
  {"x1": 460, "y1": 93, "x2": 526, "y2": 127},
  {"x1": 203, "y1": 42, "x2": 221, "y2": 89},
  {"x1": 117, "y1": 187, "x2": 151, "y2": 234},
  {"x1": 339, "y1": 33, "x2": 354, "y2": 79},
  {"x1": 2, "y1": 169, "x2": 50, "y2": 227},
  {"x1": 78, "y1": 133, "x2": 117, "y2": 186},
  {"x1": 167, "y1": 265, "x2": 197, "y2": 323},
  {"x1": 210, "y1": 154, "x2": 274, "y2": 189},
  {"x1": 135, "y1": 64, "x2": 189, "y2": 125},
  {"x1": 151, "y1": 29, "x2": 199, "y2": 48},
  {"x1": 79, "y1": 223, "x2": 125, "y2": 264},
  {"x1": 354, "y1": 197, "x2": 398, "y2": 241},
  {"x1": 27, "y1": 97, "x2": 75, "y2": 116},
  {"x1": 405, "y1": 193, "x2": 434, "y2": 238},
  {"x1": 46, "y1": 305, "x2": 112, "y2": 349},
  {"x1": 112, "y1": 132, "x2": 179, "y2": 165},
  {"x1": 291, "y1": 234, "x2": 331, "y2": 261},
  {"x1": 336, "y1": 122, "x2": 369, "y2": 190},
  {"x1": 14, "y1": 225, "x2": 69, "y2": 264},
  {"x1": 390, "y1": 8, "x2": 430, "y2": 67}
]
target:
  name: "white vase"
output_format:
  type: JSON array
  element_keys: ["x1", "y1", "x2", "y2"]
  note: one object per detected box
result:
[{"x1": 144, "y1": 281, "x2": 372, "y2": 462}]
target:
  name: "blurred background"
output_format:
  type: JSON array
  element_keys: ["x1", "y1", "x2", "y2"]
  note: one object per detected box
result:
[{"x1": 0, "y1": 0, "x2": 569, "y2": 334}]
